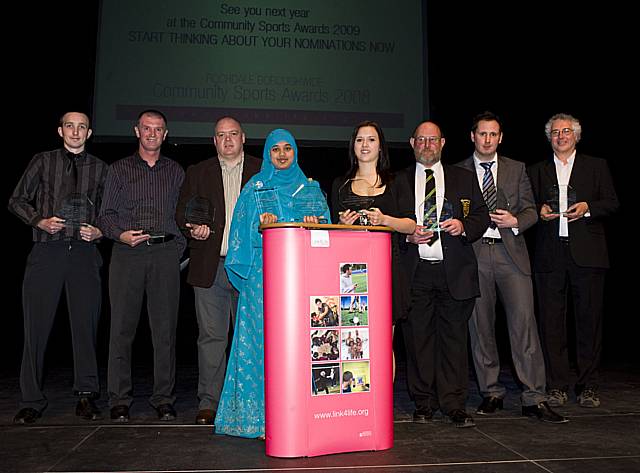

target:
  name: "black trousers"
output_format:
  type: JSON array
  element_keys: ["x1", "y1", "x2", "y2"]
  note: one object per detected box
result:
[
  {"x1": 535, "y1": 243, "x2": 606, "y2": 393},
  {"x1": 107, "y1": 241, "x2": 180, "y2": 408},
  {"x1": 20, "y1": 240, "x2": 102, "y2": 411},
  {"x1": 403, "y1": 261, "x2": 476, "y2": 413}
]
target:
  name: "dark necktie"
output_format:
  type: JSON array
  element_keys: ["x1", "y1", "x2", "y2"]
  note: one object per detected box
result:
[
  {"x1": 66, "y1": 151, "x2": 79, "y2": 191},
  {"x1": 423, "y1": 168, "x2": 438, "y2": 245},
  {"x1": 480, "y1": 162, "x2": 497, "y2": 229}
]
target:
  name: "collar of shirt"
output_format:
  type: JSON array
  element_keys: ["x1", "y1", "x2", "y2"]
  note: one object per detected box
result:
[
  {"x1": 415, "y1": 160, "x2": 444, "y2": 205},
  {"x1": 553, "y1": 151, "x2": 576, "y2": 186},
  {"x1": 473, "y1": 152, "x2": 498, "y2": 175},
  {"x1": 134, "y1": 152, "x2": 168, "y2": 169},
  {"x1": 218, "y1": 152, "x2": 244, "y2": 171},
  {"x1": 416, "y1": 160, "x2": 443, "y2": 177},
  {"x1": 553, "y1": 150, "x2": 576, "y2": 168},
  {"x1": 65, "y1": 149, "x2": 86, "y2": 160}
]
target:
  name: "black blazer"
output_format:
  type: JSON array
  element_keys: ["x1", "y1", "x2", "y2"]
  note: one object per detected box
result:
[
  {"x1": 397, "y1": 163, "x2": 490, "y2": 302},
  {"x1": 528, "y1": 153, "x2": 619, "y2": 271},
  {"x1": 176, "y1": 155, "x2": 262, "y2": 287}
]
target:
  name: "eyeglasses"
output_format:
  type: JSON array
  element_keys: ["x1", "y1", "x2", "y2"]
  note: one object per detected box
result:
[
  {"x1": 550, "y1": 128, "x2": 574, "y2": 138},
  {"x1": 414, "y1": 136, "x2": 441, "y2": 144}
]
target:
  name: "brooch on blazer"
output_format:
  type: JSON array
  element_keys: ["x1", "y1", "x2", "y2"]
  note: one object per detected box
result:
[{"x1": 461, "y1": 199, "x2": 471, "y2": 217}]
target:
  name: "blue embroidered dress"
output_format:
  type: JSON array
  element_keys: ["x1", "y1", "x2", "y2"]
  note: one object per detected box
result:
[{"x1": 215, "y1": 129, "x2": 330, "y2": 438}]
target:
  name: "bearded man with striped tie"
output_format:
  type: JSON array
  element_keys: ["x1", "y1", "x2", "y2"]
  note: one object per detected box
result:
[{"x1": 397, "y1": 120, "x2": 489, "y2": 428}]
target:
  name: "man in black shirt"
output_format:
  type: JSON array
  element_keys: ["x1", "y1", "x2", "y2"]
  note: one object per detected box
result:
[
  {"x1": 9, "y1": 111, "x2": 108, "y2": 424},
  {"x1": 99, "y1": 109, "x2": 185, "y2": 422}
]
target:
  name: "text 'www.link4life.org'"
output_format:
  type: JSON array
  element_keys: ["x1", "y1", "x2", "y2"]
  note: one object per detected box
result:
[{"x1": 313, "y1": 408, "x2": 369, "y2": 419}]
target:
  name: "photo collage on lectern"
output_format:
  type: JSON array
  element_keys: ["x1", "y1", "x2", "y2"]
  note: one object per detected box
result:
[{"x1": 310, "y1": 263, "x2": 370, "y2": 396}]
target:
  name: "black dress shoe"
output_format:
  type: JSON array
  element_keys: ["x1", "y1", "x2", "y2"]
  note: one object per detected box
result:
[
  {"x1": 446, "y1": 409, "x2": 475, "y2": 428},
  {"x1": 156, "y1": 403, "x2": 176, "y2": 421},
  {"x1": 412, "y1": 407, "x2": 433, "y2": 423},
  {"x1": 76, "y1": 398, "x2": 103, "y2": 421},
  {"x1": 110, "y1": 405, "x2": 130, "y2": 423},
  {"x1": 14, "y1": 408, "x2": 41, "y2": 425},
  {"x1": 476, "y1": 396, "x2": 503, "y2": 415},
  {"x1": 195, "y1": 409, "x2": 215, "y2": 425},
  {"x1": 522, "y1": 401, "x2": 568, "y2": 424}
]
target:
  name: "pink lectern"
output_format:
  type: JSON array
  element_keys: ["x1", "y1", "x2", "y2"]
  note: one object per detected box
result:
[{"x1": 262, "y1": 223, "x2": 394, "y2": 457}]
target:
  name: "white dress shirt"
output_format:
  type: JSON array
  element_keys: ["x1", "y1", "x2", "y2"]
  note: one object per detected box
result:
[
  {"x1": 553, "y1": 151, "x2": 576, "y2": 237},
  {"x1": 472, "y1": 153, "x2": 519, "y2": 238},
  {"x1": 415, "y1": 161, "x2": 444, "y2": 260}
]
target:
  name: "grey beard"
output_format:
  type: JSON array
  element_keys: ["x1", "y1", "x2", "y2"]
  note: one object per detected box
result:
[{"x1": 416, "y1": 153, "x2": 441, "y2": 167}]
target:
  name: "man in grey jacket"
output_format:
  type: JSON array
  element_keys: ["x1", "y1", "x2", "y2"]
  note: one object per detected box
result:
[{"x1": 457, "y1": 112, "x2": 566, "y2": 423}]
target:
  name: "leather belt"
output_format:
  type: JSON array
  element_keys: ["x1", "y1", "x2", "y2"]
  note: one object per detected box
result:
[
  {"x1": 146, "y1": 234, "x2": 175, "y2": 245},
  {"x1": 419, "y1": 258, "x2": 442, "y2": 265},
  {"x1": 558, "y1": 236, "x2": 570, "y2": 244},
  {"x1": 482, "y1": 237, "x2": 502, "y2": 245}
]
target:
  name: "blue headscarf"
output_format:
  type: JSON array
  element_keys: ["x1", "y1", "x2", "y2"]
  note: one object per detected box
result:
[
  {"x1": 258, "y1": 128, "x2": 306, "y2": 188},
  {"x1": 225, "y1": 128, "x2": 330, "y2": 287}
]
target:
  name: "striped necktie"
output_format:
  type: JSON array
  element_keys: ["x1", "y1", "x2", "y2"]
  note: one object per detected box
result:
[
  {"x1": 480, "y1": 162, "x2": 497, "y2": 229},
  {"x1": 424, "y1": 168, "x2": 438, "y2": 245}
]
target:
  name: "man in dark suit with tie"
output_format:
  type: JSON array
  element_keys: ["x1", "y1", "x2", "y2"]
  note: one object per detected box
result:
[
  {"x1": 457, "y1": 112, "x2": 566, "y2": 423},
  {"x1": 176, "y1": 117, "x2": 261, "y2": 425},
  {"x1": 528, "y1": 113, "x2": 619, "y2": 409},
  {"x1": 398, "y1": 120, "x2": 489, "y2": 428}
]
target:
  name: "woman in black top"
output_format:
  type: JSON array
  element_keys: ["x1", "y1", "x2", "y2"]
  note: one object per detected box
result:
[{"x1": 331, "y1": 121, "x2": 416, "y2": 376}]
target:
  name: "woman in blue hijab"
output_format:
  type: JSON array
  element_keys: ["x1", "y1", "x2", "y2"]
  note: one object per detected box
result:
[{"x1": 215, "y1": 129, "x2": 330, "y2": 438}]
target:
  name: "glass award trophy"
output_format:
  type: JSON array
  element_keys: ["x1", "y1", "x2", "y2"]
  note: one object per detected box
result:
[
  {"x1": 255, "y1": 187, "x2": 283, "y2": 221},
  {"x1": 56, "y1": 193, "x2": 94, "y2": 229},
  {"x1": 290, "y1": 184, "x2": 328, "y2": 223},
  {"x1": 422, "y1": 197, "x2": 453, "y2": 232},
  {"x1": 547, "y1": 184, "x2": 576, "y2": 215},
  {"x1": 336, "y1": 179, "x2": 375, "y2": 226},
  {"x1": 134, "y1": 204, "x2": 164, "y2": 237},
  {"x1": 185, "y1": 196, "x2": 216, "y2": 228}
]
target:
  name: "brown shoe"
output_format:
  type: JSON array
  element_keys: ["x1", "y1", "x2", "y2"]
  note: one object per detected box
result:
[
  {"x1": 195, "y1": 409, "x2": 215, "y2": 425},
  {"x1": 76, "y1": 397, "x2": 103, "y2": 421}
]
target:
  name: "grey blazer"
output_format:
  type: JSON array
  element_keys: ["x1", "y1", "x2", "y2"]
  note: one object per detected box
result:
[{"x1": 457, "y1": 155, "x2": 537, "y2": 275}]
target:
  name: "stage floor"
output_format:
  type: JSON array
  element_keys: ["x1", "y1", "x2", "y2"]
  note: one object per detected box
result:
[{"x1": 2, "y1": 362, "x2": 639, "y2": 473}]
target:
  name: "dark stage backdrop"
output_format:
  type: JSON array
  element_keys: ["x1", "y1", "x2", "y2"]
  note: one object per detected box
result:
[{"x1": 4, "y1": 2, "x2": 634, "y2": 375}]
